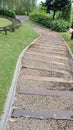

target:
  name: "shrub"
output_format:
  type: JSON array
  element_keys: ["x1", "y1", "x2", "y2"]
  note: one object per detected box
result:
[
  {"x1": 29, "y1": 12, "x2": 71, "y2": 32},
  {"x1": 0, "y1": 8, "x2": 16, "y2": 18},
  {"x1": 50, "y1": 19, "x2": 71, "y2": 32},
  {"x1": 30, "y1": 12, "x2": 52, "y2": 23}
]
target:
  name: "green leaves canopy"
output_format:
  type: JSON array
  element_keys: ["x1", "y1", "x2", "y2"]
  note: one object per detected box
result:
[
  {"x1": 42, "y1": 0, "x2": 71, "y2": 12},
  {"x1": 41, "y1": 0, "x2": 72, "y2": 20}
]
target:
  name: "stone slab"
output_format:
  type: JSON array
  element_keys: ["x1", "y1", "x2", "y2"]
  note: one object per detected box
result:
[
  {"x1": 18, "y1": 88, "x2": 73, "y2": 97},
  {"x1": 21, "y1": 75, "x2": 73, "y2": 83},
  {"x1": 22, "y1": 65, "x2": 70, "y2": 75},
  {"x1": 23, "y1": 57, "x2": 67, "y2": 66},
  {"x1": 26, "y1": 51, "x2": 68, "y2": 60},
  {"x1": 11, "y1": 109, "x2": 73, "y2": 120}
]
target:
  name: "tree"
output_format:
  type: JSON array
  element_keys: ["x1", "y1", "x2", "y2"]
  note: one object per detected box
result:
[
  {"x1": 0, "y1": 0, "x2": 37, "y2": 14},
  {"x1": 41, "y1": 0, "x2": 72, "y2": 20}
]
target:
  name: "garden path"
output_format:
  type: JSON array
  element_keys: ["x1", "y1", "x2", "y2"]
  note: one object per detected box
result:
[{"x1": 6, "y1": 16, "x2": 73, "y2": 130}]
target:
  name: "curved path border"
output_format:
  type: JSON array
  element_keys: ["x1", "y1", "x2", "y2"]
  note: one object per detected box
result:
[{"x1": 0, "y1": 35, "x2": 40, "y2": 130}]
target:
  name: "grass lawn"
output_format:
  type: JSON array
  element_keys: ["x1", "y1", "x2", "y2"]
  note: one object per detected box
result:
[
  {"x1": 61, "y1": 32, "x2": 73, "y2": 53},
  {"x1": 0, "y1": 25, "x2": 39, "y2": 117},
  {"x1": 0, "y1": 17, "x2": 12, "y2": 27},
  {"x1": 24, "y1": 19, "x2": 47, "y2": 28}
]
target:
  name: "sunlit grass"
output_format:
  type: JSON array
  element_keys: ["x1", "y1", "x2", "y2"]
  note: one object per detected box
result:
[
  {"x1": 61, "y1": 32, "x2": 73, "y2": 53},
  {"x1": 0, "y1": 17, "x2": 12, "y2": 27}
]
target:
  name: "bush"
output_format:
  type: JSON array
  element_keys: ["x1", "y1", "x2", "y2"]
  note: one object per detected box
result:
[
  {"x1": 50, "y1": 19, "x2": 70, "y2": 32},
  {"x1": 0, "y1": 8, "x2": 16, "y2": 18},
  {"x1": 29, "y1": 13, "x2": 71, "y2": 32},
  {"x1": 30, "y1": 12, "x2": 52, "y2": 25}
]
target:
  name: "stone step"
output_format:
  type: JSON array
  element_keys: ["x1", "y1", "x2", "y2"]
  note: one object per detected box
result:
[
  {"x1": 18, "y1": 78, "x2": 73, "y2": 91},
  {"x1": 18, "y1": 88, "x2": 73, "y2": 98},
  {"x1": 25, "y1": 53, "x2": 69, "y2": 64},
  {"x1": 20, "y1": 75, "x2": 73, "y2": 83},
  {"x1": 29, "y1": 48, "x2": 69, "y2": 57},
  {"x1": 26, "y1": 51, "x2": 68, "y2": 60},
  {"x1": 20, "y1": 68, "x2": 66, "y2": 78},
  {"x1": 34, "y1": 42, "x2": 67, "y2": 49},
  {"x1": 22, "y1": 59, "x2": 70, "y2": 72},
  {"x1": 22, "y1": 65, "x2": 71, "y2": 76},
  {"x1": 37, "y1": 39, "x2": 65, "y2": 45},
  {"x1": 11, "y1": 108, "x2": 73, "y2": 120},
  {"x1": 30, "y1": 44, "x2": 66, "y2": 51},
  {"x1": 13, "y1": 92, "x2": 73, "y2": 114},
  {"x1": 28, "y1": 46, "x2": 67, "y2": 53},
  {"x1": 23, "y1": 56, "x2": 68, "y2": 67}
]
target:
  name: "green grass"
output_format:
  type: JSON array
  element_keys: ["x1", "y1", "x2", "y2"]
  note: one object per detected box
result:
[
  {"x1": 61, "y1": 32, "x2": 73, "y2": 53},
  {"x1": 0, "y1": 25, "x2": 39, "y2": 117},
  {"x1": 0, "y1": 17, "x2": 12, "y2": 27},
  {"x1": 24, "y1": 19, "x2": 47, "y2": 28}
]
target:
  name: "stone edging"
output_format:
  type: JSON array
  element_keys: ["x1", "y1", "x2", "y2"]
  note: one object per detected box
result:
[{"x1": 0, "y1": 34, "x2": 41, "y2": 130}]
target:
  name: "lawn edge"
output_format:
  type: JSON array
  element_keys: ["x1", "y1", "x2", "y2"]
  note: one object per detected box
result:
[
  {"x1": 0, "y1": 34, "x2": 41, "y2": 130},
  {"x1": 58, "y1": 33, "x2": 73, "y2": 59}
]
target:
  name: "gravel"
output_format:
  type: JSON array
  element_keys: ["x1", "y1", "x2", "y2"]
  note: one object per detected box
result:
[
  {"x1": 14, "y1": 93, "x2": 73, "y2": 111},
  {"x1": 6, "y1": 118, "x2": 73, "y2": 130}
]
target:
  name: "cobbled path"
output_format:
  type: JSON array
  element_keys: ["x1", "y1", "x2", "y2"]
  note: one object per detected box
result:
[{"x1": 6, "y1": 20, "x2": 73, "y2": 130}]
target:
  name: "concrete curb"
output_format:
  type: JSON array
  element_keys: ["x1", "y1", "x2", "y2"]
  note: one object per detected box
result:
[
  {"x1": 0, "y1": 34, "x2": 41, "y2": 130},
  {"x1": 59, "y1": 33, "x2": 73, "y2": 59}
]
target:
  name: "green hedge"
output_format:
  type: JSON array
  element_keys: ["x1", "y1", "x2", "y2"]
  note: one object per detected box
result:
[
  {"x1": 30, "y1": 13, "x2": 71, "y2": 32},
  {"x1": 0, "y1": 8, "x2": 16, "y2": 18}
]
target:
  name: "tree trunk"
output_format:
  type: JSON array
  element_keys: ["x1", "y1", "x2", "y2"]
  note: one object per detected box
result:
[{"x1": 53, "y1": 10, "x2": 56, "y2": 19}]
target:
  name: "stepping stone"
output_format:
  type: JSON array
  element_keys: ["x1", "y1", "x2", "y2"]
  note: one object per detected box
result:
[
  {"x1": 11, "y1": 108, "x2": 73, "y2": 120},
  {"x1": 28, "y1": 47, "x2": 67, "y2": 54},
  {"x1": 30, "y1": 45, "x2": 66, "y2": 51},
  {"x1": 23, "y1": 56, "x2": 68, "y2": 67},
  {"x1": 22, "y1": 65, "x2": 70, "y2": 75},
  {"x1": 26, "y1": 51, "x2": 68, "y2": 60},
  {"x1": 22, "y1": 60, "x2": 70, "y2": 72},
  {"x1": 34, "y1": 42, "x2": 67, "y2": 49},
  {"x1": 19, "y1": 78, "x2": 73, "y2": 91},
  {"x1": 24, "y1": 53, "x2": 69, "y2": 64},
  {"x1": 28, "y1": 48, "x2": 68, "y2": 56},
  {"x1": 21, "y1": 68, "x2": 65, "y2": 78},
  {"x1": 21, "y1": 75, "x2": 73, "y2": 83},
  {"x1": 37, "y1": 40, "x2": 65, "y2": 45},
  {"x1": 18, "y1": 88, "x2": 73, "y2": 97}
]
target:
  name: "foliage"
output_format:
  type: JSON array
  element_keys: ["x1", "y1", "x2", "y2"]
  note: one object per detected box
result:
[
  {"x1": 0, "y1": 25, "x2": 39, "y2": 116},
  {"x1": 0, "y1": 8, "x2": 16, "y2": 18},
  {"x1": 30, "y1": 12, "x2": 71, "y2": 32},
  {"x1": 62, "y1": 0, "x2": 72, "y2": 22},
  {"x1": 41, "y1": 0, "x2": 72, "y2": 20},
  {"x1": 0, "y1": 0, "x2": 37, "y2": 15},
  {"x1": 50, "y1": 19, "x2": 71, "y2": 32}
]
